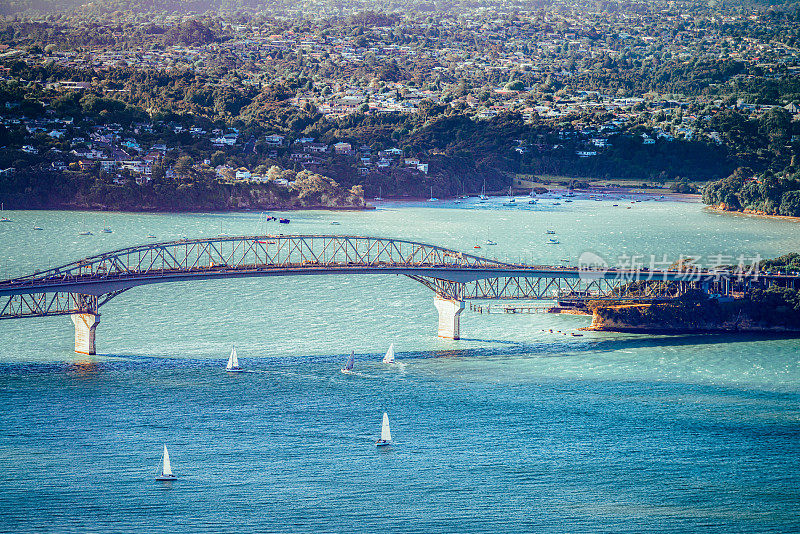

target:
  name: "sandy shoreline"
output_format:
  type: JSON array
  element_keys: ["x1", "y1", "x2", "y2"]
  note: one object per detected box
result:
[
  {"x1": 705, "y1": 206, "x2": 800, "y2": 223},
  {"x1": 374, "y1": 188, "x2": 702, "y2": 203}
]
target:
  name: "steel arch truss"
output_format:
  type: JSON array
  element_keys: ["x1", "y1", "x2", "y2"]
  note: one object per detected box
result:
[
  {"x1": 0, "y1": 292, "x2": 98, "y2": 319},
  {"x1": 0, "y1": 234, "x2": 795, "y2": 319},
  {"x1": 3, "y1": 235, "x2": 511, "y2": 288},
  {"x1": 0, "y1": 290, "x2": 127, "y2": 320},
  {"x1": 408, "y1": 276, "x2": 692, "y2": 301}
]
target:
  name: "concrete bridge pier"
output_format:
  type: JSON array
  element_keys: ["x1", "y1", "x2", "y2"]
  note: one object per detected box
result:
[
  {"x1": 71, "y1": 313, "x2": 99, "y2": 355},
  {"x1": 434, "y1": 294, "x2": 465, "y2": 339}
]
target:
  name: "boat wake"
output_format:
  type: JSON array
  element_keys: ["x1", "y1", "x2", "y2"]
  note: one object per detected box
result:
[{"x1": 340, "y1": 369, "x2": 381, "y2": 379}]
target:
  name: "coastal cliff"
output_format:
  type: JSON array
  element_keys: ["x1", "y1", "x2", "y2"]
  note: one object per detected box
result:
[
  {"x1": 585, "y1": 288, "x2": 800, "y2": 333},
  {"x1": 586, "y1": 302, "x2": 800, "y2": 333},
  {"x1": 0, "y1": 169, "x2": 367, "y2": 212}
]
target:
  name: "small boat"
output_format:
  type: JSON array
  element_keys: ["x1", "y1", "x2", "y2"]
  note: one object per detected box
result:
[
  {"x1": 545, "y1": 230, "x2": 556, "y2": 235},
  {"x1": 547, "y1": 238, "x2": 560, "y2": 244},
  {"x1": 552, "y1": 202, "x2": 561, "y2": 205},
  {"x1": 612, "y1": 204, "x2": 619, "y2": 207},
  {"x1": 571, "y1": 333, "x2": 583, "y2": 337},
  {"x1": 341, "y1": 350, "x2": 355, "y2": 373},
  {"x1": 226, "y1": 344, "x2": 243, "y2": 372},
  {"x1": 564, "y1": 199, "x2": 573, "y2": 203},
  {"x1": 428, "y1": 187, "x2": 438, "y2": 202},
  {"x1": 279, "y1": 218, "x2": 290, "y2": 224},
  {"x1": 78, "y1": 216, "x2": 93, "y2": 235},
  {"x1": 32, "y1": 225, "x2": 43, "y2": 231},
  {"x1": 330, "y1": 221, "x2": 341, "y2": 225},
  {"x1": 156, "y1": 444, "x2": 177, "y2": 481},
  {"x1": 0, "y1": 203, "x2": 10, "y2": 222},
  {"x1": 473, "y1": 245, "x2": 481, "y2": 249},
  {"x1": 146, "y1": 234, "x2": 157, "y2": 239},
  {"x1": 383, "y1": 343, "x2": 395, "y2": 364},
  {"x1": 485, "y1": 227, "x2": 497, "y2": 246},
  {"x1": 505, "y1": 185, "x2": 515, "y2": 204},
  {"x1": 528, "y1": 199, "x2": 536, "y2": 204},
  {"x1": 376, "y1": 412, "x2": 392, "y2": 447}
]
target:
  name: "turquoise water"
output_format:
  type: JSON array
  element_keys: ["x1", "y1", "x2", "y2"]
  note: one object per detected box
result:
[{"x1": 0, "y1": 198, "x2": 799, "y2": 532}]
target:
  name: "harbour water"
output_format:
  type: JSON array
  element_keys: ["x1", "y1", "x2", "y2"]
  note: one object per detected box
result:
[{"x1": 0, "y1": 198, "x2": 799, "y2": 532}]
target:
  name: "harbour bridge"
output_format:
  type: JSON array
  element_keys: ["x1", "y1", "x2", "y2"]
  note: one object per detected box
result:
[{"x1": 0, "y1": 235, "x2": 793, "y2": 354}]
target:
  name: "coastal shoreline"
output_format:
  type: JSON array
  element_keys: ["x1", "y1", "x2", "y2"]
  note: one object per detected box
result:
[
  {"x1": 705, "y1": 205, "x2": 800, "y2": 223},
  {"x1": 0, "y1": 204, "x2": 376, "y2": 214},
  {"x1": 582, "y1": 324, "x2": 800, "y2": 334},
  {"x1": 372, "y1": 188, "x2": 701, "y2": 203}
]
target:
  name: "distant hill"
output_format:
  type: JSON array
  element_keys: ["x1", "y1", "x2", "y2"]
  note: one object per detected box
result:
[
  {"x1": 0, "y1": 0, "x2": 218, "y2": 15},
  {"x1": 164, "y1": 19, "x2": 219, "y2": 45},
  {"x1": 0, "y1": 0, "x2": 784, "y2": 19}
]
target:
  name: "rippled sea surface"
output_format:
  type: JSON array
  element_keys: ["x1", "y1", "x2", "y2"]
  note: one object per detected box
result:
[{"x1": 0, "y1": 198, "x2": 799, "y2": 533}]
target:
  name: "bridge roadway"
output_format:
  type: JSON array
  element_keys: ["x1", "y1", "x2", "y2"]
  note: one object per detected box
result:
[{"x1": 0, "y1": 235, "x2": 795, "y2": 354}]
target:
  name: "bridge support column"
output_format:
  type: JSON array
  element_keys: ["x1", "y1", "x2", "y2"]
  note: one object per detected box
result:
[
  {"x1": 434, "y1": 294, "x2": 464, "y2": 340},
  {"x1": 71, "y1": 313, "x2": 99, "y2": 355}
]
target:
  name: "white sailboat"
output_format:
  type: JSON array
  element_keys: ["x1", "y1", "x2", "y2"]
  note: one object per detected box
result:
[
  {"x1": 226, "y1": 344, "x2": 243, "y2": 372},
  {"x1": 102, "y1": 218, "x2": 112, "y2": 233},
  {"x1": 479, "y1": 179, "x2": 488, "y2": 201},
  {"x1": 78, "y1": 216, "x2": 93, "y2": 236},
  {"x1": 383, "y1": 343, "x2": 395, "y2": 364},
  {"x1": 341, "y1": 350, "x2": 355, "y2": 373},
  {"x1": 376, "y1": 412, "x2": 392, "y2": 447},
  {"x1": 485, "y1": 227, "x2": 497, "y2": 246},
  {"x1": 375, "y1": 186, "x2": 383, "y2": 201},
  {"x1": 428, "y1": 187, "x2": 438, "y2": 202},
  {"x1": 156, "y1": 444, "x2": 177, "y2": 481},
  {"x1": 0, "y1": 203, "x2": 10, "y2": 222}
]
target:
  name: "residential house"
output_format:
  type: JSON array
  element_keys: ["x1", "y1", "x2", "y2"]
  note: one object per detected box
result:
[{"x1": 264, "y1": 134, "x2": 285, "y2": 146}]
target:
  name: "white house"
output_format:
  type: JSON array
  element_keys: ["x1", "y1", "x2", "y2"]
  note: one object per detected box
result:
[
  {"x1": 265, "y1": 134, "x2": 285, "y2": 146},
  {"x1": 333, "y1": 142, "x2": 353, "y2": 154}
]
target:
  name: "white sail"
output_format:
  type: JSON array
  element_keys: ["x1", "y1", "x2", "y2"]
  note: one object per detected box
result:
[
  {"x1": 380, "y1": 412, "x2": 392, "y2": 442},
  {"x1": 227, "y1": 345, "x2": 239, "y2": 370},
  {"x1": 162, "y1": 445, "x2": 173, "y2": 476},
  {"x1": 344, "y1": 351, "x2": 354, "y2": 371},
  {"x1": 383, "y1": 343, "x2": 395, "y2": 364}
]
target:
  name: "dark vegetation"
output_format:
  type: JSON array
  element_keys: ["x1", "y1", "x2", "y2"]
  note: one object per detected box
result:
[
  {"x1": 590, "y1": 284, "x2": 800, "y2": 331},
  {"x1": 2, "y1": 1, "x2": 800, "y2": 208},
  {"x1": 702, "y1": 167, "x2": 800, "y2": 217}
]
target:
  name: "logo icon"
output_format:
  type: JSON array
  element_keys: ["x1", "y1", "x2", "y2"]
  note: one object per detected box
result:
[{"x1": 578, "y1": 251, "x2": 608, "y2": 280}]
